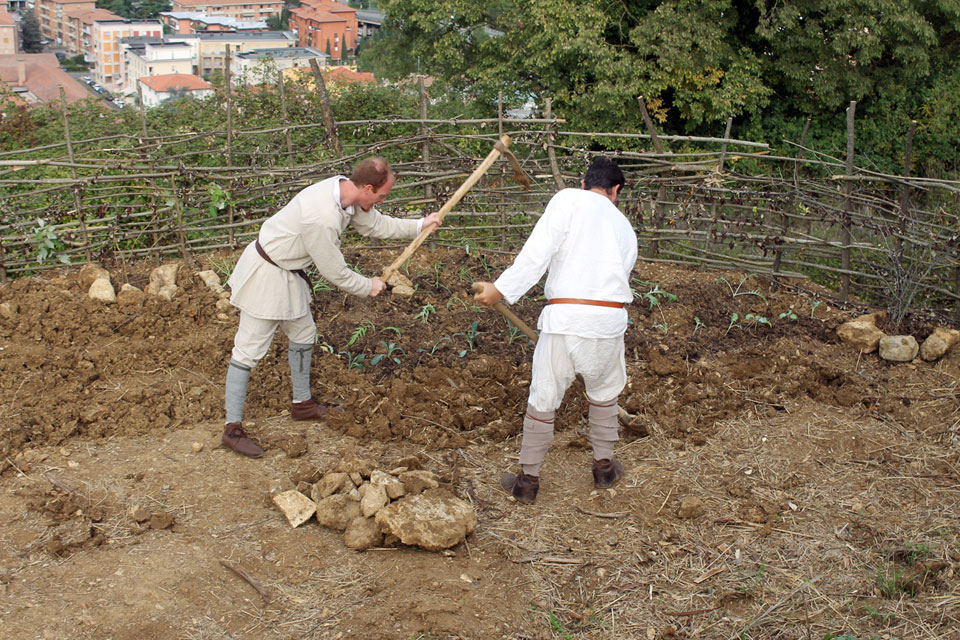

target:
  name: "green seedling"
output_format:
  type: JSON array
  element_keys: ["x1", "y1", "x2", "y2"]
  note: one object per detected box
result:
[
  {"x1": 208, "y1": 256, "x2": 236, "y2": 281},
  {"x1": 315, "y1": 340, "x2": 335, "y2": 354},
  {"x1": 380, "y1": 326, "x2": 402, "y2": 338},
  {"x1": 693, "y1": 316, "x2": 706, "y2": 336},
  {"x1": 418, "y1": 336, "x2": 451, "y2": 355},
  {"x1": 716, "y1": 275, "x2": 768, "y2": 305},
  {"x1": 810, "y1": 300, "x2": 822, "y2": 318},
  {"x1": 652, "y1": 321, "x2": 679, "y2": 334},
  {"x1": 725, "y1": 312, "x2": 741, "y2": 335},
  {"x1": 312, "y1": 276, "x2": 332, "y2": 294},
  {"x1": 504, "y1": 321, "x2": 524, "y2": 344},
  {"x1": 744, "y1": 313, "x2": 771, "y2": 328},
  {"x1": 446, "y1": 295, "x2": 469, "y2": 310},
  {"x1": 371, "y1": 341, "x2": 405, "y2": 366},
  {"x1": 454, "y1": 320, "x2": 480, "y2": 356},
  {"x1": 32, "y1": 218, "x2": 70, "y2": 265},
  {"x1": 415, "y1": 304, "x2": 436, "y2": 323},
  {"x1": 347, "y1": 321, "x2": 375, "y2": 347},
  {"x1": 642, "y1": 284, "x2": 678, "y2": 309},
  {"x1": 778, "y1": 309, "x2": 798, "y2": 320},
  {"x1": 876, "y1": 566, "x2": 910, "y2": 598},
  {"x1": 338, "y1": 350, "x2": 366, "y2": 370}
]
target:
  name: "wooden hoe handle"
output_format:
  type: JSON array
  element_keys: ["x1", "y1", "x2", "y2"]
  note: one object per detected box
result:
[
  {"x1": 381, "y1": 135, "x2": 513, "y2": 283},
  {"x1": 471, "y1": 283, "x2": 538, "y2": 344}
]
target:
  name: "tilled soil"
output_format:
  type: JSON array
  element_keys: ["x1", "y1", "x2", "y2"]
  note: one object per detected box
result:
[{"x1": 1, "y1": 246, "x2": 958, "y2": 640}]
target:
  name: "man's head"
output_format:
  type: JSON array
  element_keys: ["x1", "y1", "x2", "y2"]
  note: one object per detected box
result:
[
  {"x1": 582, "y1": 156, "x2": 625, "y2": 202},
  {"x1": 350, "y1": 156, "x2": 394, "y2": 210}
]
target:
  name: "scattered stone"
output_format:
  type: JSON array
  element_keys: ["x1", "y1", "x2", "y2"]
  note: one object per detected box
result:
[
  {"x1": 336, "y1": 455, "x2": 374, "y2": 478},
  {"x1": 920, "y1": 327, "x2": 960, "y2": 362},
  {"x1": 156, "y1": 284, "x2": 179, "y2": 301},
  {"x1": 360, "y1": 482, "x2": 389, "y2": 518},
  {"x1": 278, "y1": 435, "x2": 308, "y2": 459},
  {"x1": 78, "y1": 263, "x2": 110, "y2": 290},
  {"x1": 128, "y1": 505, "x2": 151, "y2": 523},
  {"x1": 116, "y1": 283, "x2": 144, "y2": 308},
  {"x1": 146, "y1": 263, "x2": 181, "y2": 296},
  {"x1": 375, "y1": 488, "x2": 477, "y2": 551},
  {"x1": 371, "y1": 469, "x2": 406, "y2": 500},
  {"x1": 349, "y1": 471, "x2": 364, "y2": 487},
  {"x1": 394, "y1": 455, "x2": 422, "y2": 471},
  {"x1": 215, "y1": 298, "x2": 233, "y2": 312},
  {"x1": 191, "y1": 441, "x2": 204, "y2": 452},
  {"x1": 88, "y1": 278, "x2": 116, "y2": 303},
  {"x1": 399, "y1": 469, "x2": 440, "y2": 495},
  {"x1": 312, "y1": 472, "x2": 349, "y2": 500},
  {"x1": 837, "y1": 312, "x2": 887, "y2": 353},
  {"x1": 0, "y1": 300, "x2": 18, "y2": 319},
  {"x1": 272, "y1": 490, "x2": 316, "y2": 528},
  {"x1": 315, "y1": 494, "x2": 362, "y2": 531},
  {"x1": 677, "y1": 496, "x2": 704, "y2": 519},
  {"x1": 343, "y1": 516, "x2": 384, "y2": 551},
  {"x1": 149, "y1": 512, "x2": 176, "y2": 530},
  {"x1": 296, "y1": 481, "x2": 312, "y2": 494},
  {"x1": 387, "y1": 273, "x2": 415, "y2": 297},
  {"x1": 879, "y1": 335, "x2": 919, "y2": 362},
  {"x1": 196, "y1": 270, "x2": 224, "y2": 294}
]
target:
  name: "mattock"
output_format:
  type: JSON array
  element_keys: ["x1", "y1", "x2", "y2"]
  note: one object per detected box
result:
[
  {"x1": 380, "y1": 134, "x2": 531, "y2": 284},
  {"x1": 471, "y1": 282, "x2": 538, "y2": 344}
]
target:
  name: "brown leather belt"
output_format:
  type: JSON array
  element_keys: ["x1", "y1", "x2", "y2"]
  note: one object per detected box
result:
[
  {"x1": 255, "y1": 239, "x2": 312, "y2": 288},
  {"x1": 547, "y1": 298, "x2": 627, "y2": 308}
]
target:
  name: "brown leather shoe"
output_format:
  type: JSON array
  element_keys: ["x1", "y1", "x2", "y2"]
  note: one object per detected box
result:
[
  {"x1": 290, "y1": 398, "x2": 330, "y2": 421},
  {"x1": 221, "y1": 422, "x2": 264, "y2": 458},
  {"x1": 500, "y1": 472, "x2": 539, "y2": 504},
  {"x1": 592, "y1": 458, "x2": 623, "y2": 488}
]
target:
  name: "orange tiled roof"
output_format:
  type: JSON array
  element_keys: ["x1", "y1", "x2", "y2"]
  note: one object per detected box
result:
[
  {"x1": 0, "y1": 54, "x2": 90, "y2": 104},
  {"x1": 172, "y1": 0, "x2": 283, "y2": 6},
  {"x1": 300, "y1": 0, "x2": 354, "y2": 13},
  {"x1": 140, "y1": 73, "x2": 213, "y2": 92},
  {"x1": 290, "y1": 7, "x2": 347, "y2": 24},
  {"x1": 80, "y1": 8, "x2": 122, "y2": 24},
  {"x1": 322, "y1": 66, "x2": 374, "y2": 84}
]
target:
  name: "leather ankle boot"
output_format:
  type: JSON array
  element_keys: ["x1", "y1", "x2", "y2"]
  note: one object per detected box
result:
[
  {"x1": 221, "y1": 422, "x2": 264, "y2": 458},
  {"x1": 290, "y1": 398, "x2": 330, "y2": 421},
  {"x1": 592, "y1": 458, "x2": 623, "y2": 488},
  {"x1": 500, "y1": 472, "x2": 539, "y2": 504}
]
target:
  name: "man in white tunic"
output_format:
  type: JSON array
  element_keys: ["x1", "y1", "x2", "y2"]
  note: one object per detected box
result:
[
  {"x1": 474, "y1": 157, "x2": 637, "y2": 503},
  {"x1": 222, "y1": 157, "x2": 442, "y2": 457}
]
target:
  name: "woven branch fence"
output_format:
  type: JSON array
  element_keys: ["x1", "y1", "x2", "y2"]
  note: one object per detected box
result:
[{"x1": 1, "y1": 80, "x2": 959, "y2": 322}]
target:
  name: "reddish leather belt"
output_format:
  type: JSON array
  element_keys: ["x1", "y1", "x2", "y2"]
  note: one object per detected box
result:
[
  {"x1": 255, "y1": 239, "x2": 312, "y2": 288},
  {"x1": 547, "y1": 298, "x2": 627, "y2": 308}
]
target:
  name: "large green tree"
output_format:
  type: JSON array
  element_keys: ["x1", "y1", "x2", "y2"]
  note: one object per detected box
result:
[{"x1": 19, "y1": 9, "x2": 43, "y2": 53}]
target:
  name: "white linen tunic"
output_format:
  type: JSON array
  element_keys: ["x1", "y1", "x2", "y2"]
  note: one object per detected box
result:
[
  {"x1": 228, "y1": 176, "x2": 420, "y2": 320},
  {"x1": 494, "y1": 188, "x2": 638, "y2": 338}
]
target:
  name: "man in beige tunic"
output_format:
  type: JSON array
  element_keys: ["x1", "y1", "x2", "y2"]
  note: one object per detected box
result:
[{"x1": 222, "y1": 157, "x2": 442, "y2": 457}]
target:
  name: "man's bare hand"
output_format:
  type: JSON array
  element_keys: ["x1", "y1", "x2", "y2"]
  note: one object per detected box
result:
[
  {"x1": 472, "y1": 281, "x2": 503, "y2": 307},
  {"x1": 422, "y1": 211, "x2": 443, "y2": 233},
  {"x1": 369, "y1": 277, "x2": 386, "y2": 297}
]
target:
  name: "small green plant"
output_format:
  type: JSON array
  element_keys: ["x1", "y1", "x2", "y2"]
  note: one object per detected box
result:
[
  {"x1": 716, "y1": 275, "x2": 768, "y2": 305},
  {"x1": 371, "y1": 341, "x2": 405, "y2": 366},
  {"x1": 903, "y1": 541, "x2": 932, "y2": 564},
  {"x1": 414, "y1": 303, "x2": 436, "y2": 323},
  {"x1": 454, "y1": 320, "x2": 480, "y2": 356},
  {"x1": 642, "y1": 284, "x2": 678, "y2": 309},
  {"x1": 347, "y1": 321, "x2": 375, "y2": 347},
  {"x1": 778, "y1": 309, "x2": 798, "y2": 320},
  {"x1": 876, "y1": 566, "x2": 909, "y2": 598},
  {"x1": 312, "y1": 276, "x2": 332, "y2": 294},
  {"x1": 504, "y1": 321, "x2": 525, "y2": 344},
  {"x1": 208, "y1": 256, "x2": 236, "y2": 281},
  {"x1": 207, "y1": 183, "x2": 233, "y2": 217},
  {"x1": 338, "y1": 350, "x2": 366, "y2": 370},
  {"x1": 418, "y1": 336, "x2": 451, "y2": 355},
  {"x1": 652, "y1": 321, "x2": 679, "y2": 334},
  {"x1": 32, "y1": 218, "x2": 70, "y2": 265},
  {"x1": 380, "y1": 326, "x2": 402, "y2": 338},
  {"x1": 315, "y1": 340, "x2": 335, "y2": 353},
  {"x1": 744, "y1": 313, "x2": 771, "y2": 328},
  {"x1": 446, "y1": 295, "x2": 469, "y2": 310},
  {"x1": 693, "y1": 316, "x2": 706, "y2": 336},
  {"x1": 865, "y1": 604, "x2": 896, "y2": 625},
  {"x1": 457, "y1": 266, "x2": 473, "y2": 282},
  {"x1": 810, "y1": 300, "x2": 822, "y2": 317},
  {"x1": 725, "y1": 312, "x2": 741, "y2": 335},
  {"x1": 547, "y1": 611, "x2": 574, "y2": 639}
]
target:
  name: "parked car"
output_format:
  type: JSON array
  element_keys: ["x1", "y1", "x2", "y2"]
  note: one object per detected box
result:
[{"x1": 82, "y1": 76, "x2": 92, "y2": 84}]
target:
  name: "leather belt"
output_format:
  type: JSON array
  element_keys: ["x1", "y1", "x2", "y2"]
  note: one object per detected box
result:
[
  {"x1": 255, "y1": 239, "x2": 312, "y2": 288},
  {"x1": 547, "y1": 298, "x2": 627, "y2": 309}
]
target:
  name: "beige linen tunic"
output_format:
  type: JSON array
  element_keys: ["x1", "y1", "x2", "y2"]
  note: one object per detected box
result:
[{"x1": 228, "y1": 176, "x2": 420, "y2": 320}]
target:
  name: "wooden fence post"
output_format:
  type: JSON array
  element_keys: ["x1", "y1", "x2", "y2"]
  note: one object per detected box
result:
[
  {"x1": 0, "y1": 236, "x2": 7, "y2": 283},
  {"x1": 703, "y1": 118, "x2": 734, "y2": 266},
  {"x1": 772, "y1": 119, "x2": 811, "y2": 290},
  {"x1": 169, "y1": 177, "x2": 191, "y2": 262},
  {"x1": 224, "y1": 44, "x2": 235, "y2": 246},
  {"x1": 59, "y1": 86, "x2": 91, "y2": 263},
  {"x1": 308, "y1": 58, "x2": 343, "y2": 159},
  {"x1": 897, "y1": 120, "x2": 917, "y2": 256},
  {"x1": 544, "y1": 98, "x2": 564, "y2": 190},
  {"x1": 638, "y1": 96, "x2": 669, "y2": 260},
  {"x1": 418, "y1": 75, "x2": 432, "y2": 200},
  {"x1": 840, "y1": 101, "x2": 856, "y2": 301},
  {"x1": 277, "y1": 70, "x2": 294, "y2": 166}
]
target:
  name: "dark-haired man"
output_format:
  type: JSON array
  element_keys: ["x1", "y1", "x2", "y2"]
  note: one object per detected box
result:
[
  {"x1": 473, "y1": 156, "x2": 638, "y2": 503},
  {"x1": 221, "y1": 157, "x2": 442, "y2": 457}
]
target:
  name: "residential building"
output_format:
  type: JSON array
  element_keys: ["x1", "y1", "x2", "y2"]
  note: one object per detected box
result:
[
  {"x1": 124, "y1": 40, "x2": 193, "y2": 95},
  {"x1": 177, "y1": 30, "x2": 294, "y2": 77},
  {"x1": 139, "y1": 72, "x2": 213, "y2": 107},
  {"x1": 168, "y1": 0, "x2": 282, "y2": 23},
  {"x1": 289, "y1": 0, "x2": 356, "y2": 60},
  {"x1": 159, "y1": 11, "x2": 266, "y2": 34},
  {"x1": 91, "y1": 19, "x2": 163, "y2": 88},
  {"x1": 231, "y1": 46, "x2": 325, "y2": 85},
  {"x1": 0, "y1": 53, "x2": 89, "y2": 105},
  {"x1": 355, "y1": 8, "x2": 381, "y2": 40},
  {"x1": 78, "y1": 9, "x2": 120, "y2": 60},
  {"x1": 6, "y1": 1, "x2": 26, "y2": 11},
  {"x1": 0, "y1": 9, "x2": 17, "y2": 55}
]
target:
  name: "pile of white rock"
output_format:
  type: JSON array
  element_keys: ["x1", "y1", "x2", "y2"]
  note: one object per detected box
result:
[
  {"x1": 837, "y1": 311, "x2": 960, "y2": 362},
  {"x1": 273, "y1": 456, "x2": 477, "y2": 552},
  {"x1": 79, "y1": 261, "x2": 233, "y2": 314}
]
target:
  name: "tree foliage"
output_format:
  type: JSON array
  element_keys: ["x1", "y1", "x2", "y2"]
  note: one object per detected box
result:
[{"x1": 19, "y1": 10, "x2": 43, "y2": 53}]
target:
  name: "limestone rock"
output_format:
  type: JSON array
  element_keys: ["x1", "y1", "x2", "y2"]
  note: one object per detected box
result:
[
  {"x1": 343, "y1": 516, "x2": 383, "y2": 551},
  {"x1": 393, "y1": 455, "x2": 422, "y2": 471},
  {"x1": 88, "y1": 278, "x2": 116, "y2": 303},
  {"x1": 360, "y1": 482, "x2": 389, "y2": 518},
  {"x1": 392, "y1": 284, "x2": 415, "y2": 297},
  {"x1": 837, "y1": 312, "x2": 887, "y2": 353},
  {"x1": 387, "y1": 272, "x2": 414, "y2": 288},
  {"x1": 371, "y1": 469, "x2": 406, "y2": 500},
  {"x1": 0, "y1": 300, "x2": 20, "y2": 319},
  {"x1": 116, "y1": 284, "x2": 144, "y2": 308},
  {"x1": 196, "y1": 270, "x2": 224, "y2": 294},
  {"x1": 156, "y1": 284, "x2": 179, "y2": 301},
  {"x1": 312, "y1": 472, "x2": 349, "y2": 500},
  {"x1": 920, "y1": 328, "x2": 960, "y2": 362},
  {"x1": 146, "y1": 263, "x2": 181, "y2": 295},
  {"x1": 272, "y1": 490, "x2": 317, "y2": 528},
  {"x1": 216, "y1": 298, "x2": 234, "y2": 312},
  {"x1": 677, "y1": 496, "x2": 704, "y2": 519},
  {"x1": 399, "y1": 469, "x2": 440, "y2": 495},
  {"x1": 879, "y1": 335, "x2": 919, "y2": 362},
  {"x1": 315, "y1": 494, "x2": 362, "y2": 531},
  {"x1": 337, "y1": 455, "x2": 375, "y2": 478},
  {"x1": 78, "y1": 263, "x2": 110, "y2": 290},
  {"x1": 375, "y1": 488, "x2": 477, "y2": 552}
]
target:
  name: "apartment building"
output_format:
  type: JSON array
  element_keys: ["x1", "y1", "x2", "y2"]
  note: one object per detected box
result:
[
  {"x1": 175, "y1": 30, "x2": 294, "y2": 77},
  {"x1": 139, "y1": 73, "x2": 213, "y2": 107},
  {"x1": 231, "y1": 46, "x2": 326, "y2": 85},
  {"x1": 0, "y1": 9, "x2": 17, "y2": 55},
  {"x1": 124, "y1": 40, "x2": 193, "y2": 95},
  {"x1": 91, "y1": 19, "x2": 163, "y2": 88},
  {"x1": 78, "y1": 9, "x2": 120, "y2": 60},
  {"x1": 160, "y1": 11, "x2": 266, "y2": 34},
  {"x1": 168, "y1": 0, "x2": 282, "y2": 23},
  {"x1": 289, "y1": 0, "x2": 357, "y2": 60},
  {"x1": 33, "y1": 0, "x2": 95, "y2": 49}
]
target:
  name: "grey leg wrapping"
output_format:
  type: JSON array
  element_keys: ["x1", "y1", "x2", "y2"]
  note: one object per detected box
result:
[
  {"x1": 588, "y1": 397, "x2": 620, "y2": 461},
  {"x1": 288, "y1": 341, "x2": 314, "y2": 403},
  {"x1": 519, "y1": 405, "x2": 555, "y2": 477},
  {"x1": 225, "y1": 359, "x2": 251, "y2": 424}
]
